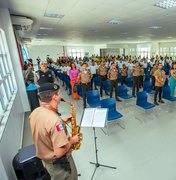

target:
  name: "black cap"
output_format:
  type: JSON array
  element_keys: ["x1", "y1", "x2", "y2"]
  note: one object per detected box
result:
[{"x1": 38, "y1": 83, "x2": 60, "y2": 94}]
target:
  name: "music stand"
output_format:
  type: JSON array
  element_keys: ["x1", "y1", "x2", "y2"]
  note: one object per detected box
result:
[{"x1": 81, "y1": 108, "x2": 117, "y2": 180}]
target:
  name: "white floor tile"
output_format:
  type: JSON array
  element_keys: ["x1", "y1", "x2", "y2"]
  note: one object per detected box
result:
[{"x1": 23, "y1": 81, "x2": 176, "y2": 180}]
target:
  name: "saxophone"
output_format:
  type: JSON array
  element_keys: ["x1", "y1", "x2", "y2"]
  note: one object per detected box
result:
[{"x1": 61, "y1": 98, "x2": 83, "y2": 150}]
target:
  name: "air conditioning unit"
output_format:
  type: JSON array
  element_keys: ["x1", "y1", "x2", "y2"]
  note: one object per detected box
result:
[{"x1": 11, "y1": 15, "x2": 33, "y2": 31}]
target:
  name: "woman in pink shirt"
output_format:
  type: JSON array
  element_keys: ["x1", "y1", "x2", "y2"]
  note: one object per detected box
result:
[{"x1": 69, "y1": 63, "x2": 80, "y2": 99}]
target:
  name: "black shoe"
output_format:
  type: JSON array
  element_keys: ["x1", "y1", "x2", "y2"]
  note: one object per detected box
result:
[
  {"x1": 154, "y1": 101, "x2": 159, "y2": 106},
  {"x1": 116, "y1": 98, "x2": 122, "y2": 102},
  {"x1": 95, "y1": 88, "x2": 98, "y2": 90},
  {"x1": 133, "y1": 95, "x2": 136, "y2": 98},
  {"x1": 159, "y1": 99, "x2": 165, "y2": 103},
  {"x1": 68, "y1": 92, "x2": 71, "y2": 96}
]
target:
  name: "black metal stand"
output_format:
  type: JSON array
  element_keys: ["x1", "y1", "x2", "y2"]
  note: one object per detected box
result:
[{"x1": 90, "y1": 127, "x2": 117, "y2": 180}]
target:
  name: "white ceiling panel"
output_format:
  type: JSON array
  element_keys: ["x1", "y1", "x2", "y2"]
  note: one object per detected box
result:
[{"x1": 1, "y1": 0, "x2": 176, "y2": 45}]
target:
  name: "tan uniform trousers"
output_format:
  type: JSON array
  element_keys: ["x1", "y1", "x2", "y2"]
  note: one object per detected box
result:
[{"x1": 43, "y1": 155, "x2": 78, "y2": 180}]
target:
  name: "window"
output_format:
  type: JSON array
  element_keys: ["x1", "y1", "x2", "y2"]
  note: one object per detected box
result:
[
  {"x1": 137, "y1": 47, "x2": 150, "y2": 58},
  {"x1": 0, "y1": 29, "x2": 17, "y2": 124},
  {"x1": 159, "y1": 46, "x2": 176, "y2": 58},
  {"x1": 68, "y1": 48, "x2": 84, "y2": 59}
]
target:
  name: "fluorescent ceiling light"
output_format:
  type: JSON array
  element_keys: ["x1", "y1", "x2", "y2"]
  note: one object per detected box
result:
[
  {"x1": 44, "y1": 12, "x2": 65, "y2": 18},
  {"x1": 40, "y1": 27, "x2": 53, "y2": 30},
  {"x1": 155, "y1": 0, "x2": 176, "y2": 9},
  {"x1": 149, "y1": 26, "x2": 162, "y2": 29},
  {"x1": 107, "y1": 19, "x2": 122, "y2": 25}
]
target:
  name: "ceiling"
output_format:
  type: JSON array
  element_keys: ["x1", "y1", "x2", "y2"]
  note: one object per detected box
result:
[{"x1": 1, "y1": 0, "x2": 176, "y2": 45}]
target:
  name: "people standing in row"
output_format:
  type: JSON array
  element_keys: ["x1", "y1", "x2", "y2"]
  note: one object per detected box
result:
[
  {"x1": 36, "y1": 61, "x2": 55, "y2": 86},
  {"x1": 120, "y1": 64, "x2": 128, "y2": 85},
  {"x1": 89, "y1": 60, "x2": 98, "y2": 90},
  {"x1": 98, "y1": 61, "x2": 108, "y2": 97},
  {"x1": 69, "y1": 63, "x2": 80, "y2": 100},
  {"x1": 78, "y1": 63, "x2": 92, "y2": 108},
  {"x1": 150, "y1": 64, "x2": 158, "y2": 90},
  {"x1": 108, "y1": 63, "x2": 122, "y2": 102},
  {"x1": 139, "y1": 65, "x2": 144, "y2": 88},
  {"x1": 154, "y1": 63, "x2": 166, "y2": 105},
  {"x1": 169, "y1": 63, "x2": 176, "y2": 96},
  {"x1": 29, "y1": 83, "x2": 79, "y2": 180},
  {"x1": 24, "y1": 63, "x2": 34, "y2": 87},
  {"x1": 131, "y1": 61, "x2": 141, "y2": 97}
]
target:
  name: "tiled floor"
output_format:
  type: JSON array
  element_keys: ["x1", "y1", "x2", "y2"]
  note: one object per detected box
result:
[{"x1": 23, "y1": 82, "x2": 176, "y2": 180}]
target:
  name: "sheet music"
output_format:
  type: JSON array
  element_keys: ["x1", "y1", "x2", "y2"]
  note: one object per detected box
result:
[
  {"x1": 81, "y1": 108, "x2": 107, "y2": 128},
  {"x1": 81, "y1": 108, "x2": 95, "y2": 127},
  {"x1": 92, "y1": 108, "x2": 107, "y2": 127}
]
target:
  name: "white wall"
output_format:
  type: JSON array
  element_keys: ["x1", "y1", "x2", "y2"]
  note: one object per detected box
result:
[
  {"x1": 27, "y1": 45, "x2": 95, "y2": 64},
  {"x1": 94, "y1": 44, "x2": 107, "y2": 56},
  {"x1": 107, "y1": 43, "x2": 136, "y2": 56},
  {"x1": 0, "y1": 8, "x2": 28, "y2": 179},
  {"x1": 0, "y1": 93, "x2": 24, "y2": 180},
  {"x1": 27, "y1": 45, "x2": 64, "y2": 63}
]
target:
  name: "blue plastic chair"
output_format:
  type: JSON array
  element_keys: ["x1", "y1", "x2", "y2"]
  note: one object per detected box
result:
[
  {"x1": 143, "y1": 81, "x2": 155, "y2": 94},
  {"x1": 135, "y1": 91, "x2": 155, "y2": 122},
  {"x1": 162, "y1": 86, "x2": 176, "y2": 101},
  {"x1": 125, "y1": 77, "x2": 133, "y2": 88},
  {"x1": 86, "y1": 90, "x2": 101, "y2": 107},
  {"x1": 117, "y1": 75, "x2": 122, "y2": 83},
  {"x1": 118, "y1": 85, "x2": 133, "y2": 99},
  {"x1": 101, "y1": 98, "x2": 123, "y2": 121},
  {"x1": 102, "y1": 80, "x2": 110, "y2": 94},
  {"x1": 93, "y1": 76, "x2": 100, "y2": 87},
  {"x1": 136, "y1": 91, "x2": 155, "y2": 109},
  {"x1": 144, "y1": 75, "x2": 150, "y2": 82}
]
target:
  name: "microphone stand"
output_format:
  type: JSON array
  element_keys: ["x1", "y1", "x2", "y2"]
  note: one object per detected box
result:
[{"x1": 90, "y1": 127, "x2": 117, "y2": 180}]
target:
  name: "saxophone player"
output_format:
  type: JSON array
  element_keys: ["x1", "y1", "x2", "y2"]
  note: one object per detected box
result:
[{"x1": 29, "y1": 83, "x2": 79, "y2": 180}]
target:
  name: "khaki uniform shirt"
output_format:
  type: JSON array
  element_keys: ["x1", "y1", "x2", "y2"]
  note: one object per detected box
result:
[
  {"x1": 154, "y1": 69, "x2": 165, "y2": 87},
  {"x1": 78, "y1": 70, "x2": 92, "y2": 84},
  {"x1": 121, "y1": 67, "x2": 127, "y2": 76},
  {"x1": 131, "y1": 67, "x2": 140, "y2": 77},
  {"x1": 29, "y1": 107, "x2": 69, "y2": 161},
  {"x1": 108, "y1": 69, "x2": 118, "y2": 80},
  {"x1": 98, "y1": 65, "x2": 107, "y2": 76},
  {"x1": 151, "y1": 67, "x2": 158, "y2": 76}
]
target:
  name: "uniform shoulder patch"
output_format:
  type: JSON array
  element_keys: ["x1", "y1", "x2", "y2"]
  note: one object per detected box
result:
[{"x1": 56, "y1": 124, "x2": 64, "y2": 132}]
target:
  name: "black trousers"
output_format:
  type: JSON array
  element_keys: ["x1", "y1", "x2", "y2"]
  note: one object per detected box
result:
[
  {"x1": 99, "y1": 75, "x2": 107, "y2": 96},
  {"x1": 121, "y1": 76, "x2": 126, "y2": 85},
  {"x1": 154, "y1": 86, "x2": 162, "y2": 102},
  {"x1": 151, "y1": 76, "x2": 155, "y2": 90},
  {"x1": 82, "y1": 82, "x2": 91, "y2": 108},
  {"x1": 139, "y1": 75, "x2": 144, "y2": 87},
  {"x1": 110, "y1": 80, "x2": 118, "y2": 100},
  {"x1": 132, "y1": 76, "x2": 139, "y2": 96},
  {"x1": 91, "y1": 74, "x2": 97, "y2": 89}
]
